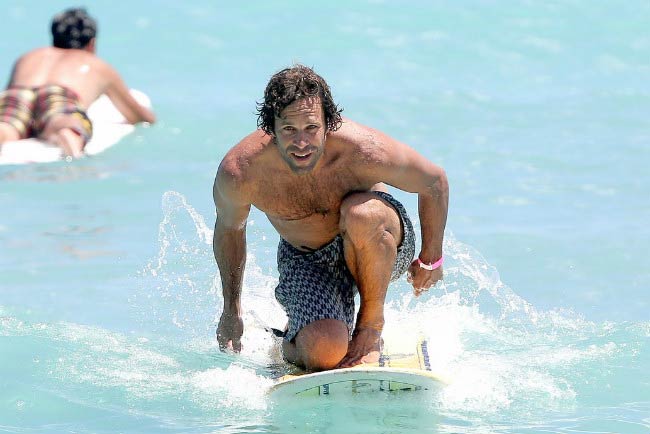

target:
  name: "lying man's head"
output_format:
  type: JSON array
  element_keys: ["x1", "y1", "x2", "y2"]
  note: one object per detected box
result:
[{"x1": 51, "y1": 8, "x2": 97, "y2": 50}]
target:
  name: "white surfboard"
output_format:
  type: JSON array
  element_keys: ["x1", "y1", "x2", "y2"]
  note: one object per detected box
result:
[
  {"x1": 0, "y1": 89, "x2": 150, "y2": 165},
  {"x1": 268, "y1": 338, "x2": 446, "y2": 398}
]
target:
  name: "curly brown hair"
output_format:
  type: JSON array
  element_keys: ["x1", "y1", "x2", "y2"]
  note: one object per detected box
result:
[
  {"x1": 256, "y1": 65, "x2": 343, "y2": 136},
  {"x1": 51, "y1": 8, "x2": 97, "y2": 49}
]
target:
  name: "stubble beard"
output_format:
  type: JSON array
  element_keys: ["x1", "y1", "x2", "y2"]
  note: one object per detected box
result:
[{"x1": 276, "y1": 137, "x2": 325, "y2": 175}]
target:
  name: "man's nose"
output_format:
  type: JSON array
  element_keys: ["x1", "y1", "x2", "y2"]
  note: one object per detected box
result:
[{"x1": 293, "y1": 132, "x2": 309, "y2": 147}]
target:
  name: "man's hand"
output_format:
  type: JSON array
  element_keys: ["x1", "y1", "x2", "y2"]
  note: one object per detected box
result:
[
  {"x1": 216, "y1": 311, "x2": 244, "y2": 352},
  {"x1": 406, "y1": 259, "x2": 443, "y2": 296}
]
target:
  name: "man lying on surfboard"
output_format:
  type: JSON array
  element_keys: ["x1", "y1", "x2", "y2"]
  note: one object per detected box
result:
[
  {"x1": 213, "y1": 65, "x2": 448, "y2": 371},
  {"x1": 0, "y1": 8, "x2": 155, "y2": 159}
]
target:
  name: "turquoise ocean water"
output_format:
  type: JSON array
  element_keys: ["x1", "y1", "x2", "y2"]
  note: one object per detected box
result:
[{"x1": 1, "y1": 1, "x2": 648, "y2": 433}]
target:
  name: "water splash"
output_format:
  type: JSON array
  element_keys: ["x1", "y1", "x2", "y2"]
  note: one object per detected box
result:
[
  {"x1": 128, "y1": 191, "x2": 284, "y2": 359},
  {"x1": 153, "y1": 190, "x2": 213, "y2": 269},
  {"x1": 380, "y1": 233, "x2": 645, "y2": 424},
  {"x1": 119, "y1": 192, "x2": 648, "y2": 428},
  {"x1": 1, "y1": 312, "x2": 273, "y2": 416},
  {"x1": 129, "y1": 191, "x2": 218, "y2": 338}
]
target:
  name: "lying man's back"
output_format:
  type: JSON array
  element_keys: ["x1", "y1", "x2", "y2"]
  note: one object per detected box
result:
[{"x1": 11, "y1": 46, "x2": 124, "y2": 109}]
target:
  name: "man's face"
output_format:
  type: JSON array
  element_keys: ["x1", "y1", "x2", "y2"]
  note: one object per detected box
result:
[{"x1": 273, "y1": 96, "x2": 326, "y2": 174}]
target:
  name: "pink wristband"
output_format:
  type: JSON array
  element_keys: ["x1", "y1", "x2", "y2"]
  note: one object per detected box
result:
[{"x1": 417, "y1": 256, "x2": 444, "y2": 271}]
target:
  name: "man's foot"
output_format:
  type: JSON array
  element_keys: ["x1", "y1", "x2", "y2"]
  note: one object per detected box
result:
[
  {"x1": 337, "y1": 327, "x2": 383, "y2": 368},
  {"x1": 50, "y1": 128, "x2": 85, "y2": 158}
]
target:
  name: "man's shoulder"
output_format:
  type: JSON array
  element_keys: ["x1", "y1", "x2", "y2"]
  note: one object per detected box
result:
[
  {"x1": 27, "y1": 46, "x2": 54, "y2": 55},
  {"x1": 329, "y1": 119, "x2": 392, "y2": 161},
  {"x1": 218, "y1": 130, "x2": 273, "y2": 181},
  {"x1": 15, "y1": 47, "x2": 51, "y2": 63}
]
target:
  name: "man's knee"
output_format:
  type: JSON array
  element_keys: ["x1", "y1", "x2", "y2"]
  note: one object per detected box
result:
[
  {"x1": 293, "y1": 319, "x2": 349, "y2": 371},
  {"x1": 340, "y1": 192, "x2": 402, "y2": 246}
]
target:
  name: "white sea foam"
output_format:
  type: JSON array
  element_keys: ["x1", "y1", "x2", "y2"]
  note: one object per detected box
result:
[{"x1": 113, "y1": 191, "x2": 647, "y2": 421}]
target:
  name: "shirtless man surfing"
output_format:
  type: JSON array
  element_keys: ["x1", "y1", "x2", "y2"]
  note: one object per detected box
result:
[
  {"x1": 0, "y1": 8, "x2": 156, "y2": 158},
  {"x1": 213, "y1": 65, "x2": 448, "y2": 371}
]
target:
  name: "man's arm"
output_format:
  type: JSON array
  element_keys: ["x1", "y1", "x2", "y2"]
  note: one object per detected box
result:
[
  {"x1": 360, "y1": 126, "x2": 449, "y2": 293},
  {"x1": 5, "y1": 61, "x2": 18, "y2": 89},
  {"x1": 213, "y1": 161, "x2": 251, "y2": 352},
  {"x1": 103, "y1": 65, "x2": 156, "y2": 124},
  {"x1": 410, "y1": 169, "x2": 448, "y2": 294}
]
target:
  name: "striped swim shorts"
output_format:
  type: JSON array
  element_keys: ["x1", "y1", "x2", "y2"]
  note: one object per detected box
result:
[{"x1": 274, "y1": 191, "x2": 416, "y2": 342}]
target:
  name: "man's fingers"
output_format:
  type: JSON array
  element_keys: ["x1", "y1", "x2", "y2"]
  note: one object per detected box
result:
[
  {"x1": 337, "y1": 357, "x2": 351, "y2": 368},
  {"x1": 338, "y1": 350, "x2": 380, "y2": 368},
  {"x1": 217, "y1": 339, "x2": 243, "y2": 353},
  {"x1": 337, "y1": 346, "x2": 362, "y2": 368},
  {"x1": 216, "y1": 314, "x2": 244, "y2": 353},
  {"x1": 217, "y1": 338, "x2": 230, "y2": 352},
  {"x1": 337, "y1": 354, "x2": 359, "y2": 368},
  {"x1": 412, "y1": 285, "x2": 431, "y2": 297}
]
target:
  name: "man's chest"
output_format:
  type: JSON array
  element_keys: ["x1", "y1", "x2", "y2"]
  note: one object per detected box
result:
[{"x1": 252, "y1": 178, "x2": 350, "y2": 221}]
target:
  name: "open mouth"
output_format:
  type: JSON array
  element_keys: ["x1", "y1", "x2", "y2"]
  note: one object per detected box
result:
[{"x1": 291, "y1": 151, "x2": 313, "y2": 161}]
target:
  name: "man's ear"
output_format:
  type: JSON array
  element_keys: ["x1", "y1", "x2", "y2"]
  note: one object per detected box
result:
[{"x1": 85, "y1": 38, "x2": 97, "y2": 53}]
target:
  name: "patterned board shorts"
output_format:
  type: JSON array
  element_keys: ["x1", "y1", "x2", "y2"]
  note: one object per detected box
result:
[
  {"x1": 0, "y1": 85, "x2": 93, "y2": 143},
  {"x1": 274, "y1": 191, "x2": 416, "y2": 342}
]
